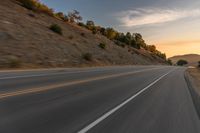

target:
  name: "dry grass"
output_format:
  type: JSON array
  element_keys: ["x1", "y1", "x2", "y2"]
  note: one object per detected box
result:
[
  {"x1": 188, "y1": 68, "x2": 200, "y2": 93},
  {"x1": 0, "y1": 0, "x2": 167, "y2": 68}
]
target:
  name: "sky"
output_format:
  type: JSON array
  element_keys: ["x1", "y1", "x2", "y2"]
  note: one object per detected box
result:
[{"x1": 41, "y1": 0, "x2": 200, "y2": 57}]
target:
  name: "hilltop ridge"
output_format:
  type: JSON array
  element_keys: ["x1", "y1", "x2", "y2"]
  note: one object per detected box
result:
[{"x1": 170, "y1": 54, "x2": 200, "y2": 66}]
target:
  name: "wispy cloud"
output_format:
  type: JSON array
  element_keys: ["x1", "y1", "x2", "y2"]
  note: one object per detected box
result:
[{"x1": 117, "y1": 8, "x2": 200, "y2": 27}]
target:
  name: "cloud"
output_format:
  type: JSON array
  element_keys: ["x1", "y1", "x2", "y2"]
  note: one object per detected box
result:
[{"x1": 117, "y1": 8, "x2": 200, "y2": 27}]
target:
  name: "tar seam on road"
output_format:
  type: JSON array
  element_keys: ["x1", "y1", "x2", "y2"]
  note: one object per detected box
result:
[
  {"x1": 0, "y1": 69, "x2": 112, "y2": 80},
  {"x1": 77, "y1": 69, "x2": 175, "y2": 133},
  {"x1": 0, "y1": 68, "x2": 164, "y2": 99}
]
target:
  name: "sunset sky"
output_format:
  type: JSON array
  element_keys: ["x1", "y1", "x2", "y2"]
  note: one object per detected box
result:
[{"x1": 41, "y1": 0, "x2": 200, "y2": 57}]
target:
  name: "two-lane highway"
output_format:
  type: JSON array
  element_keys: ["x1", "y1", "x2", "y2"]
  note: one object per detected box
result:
[{"x1": 0, "y1": 66, "x2": 200, "y2": 133}]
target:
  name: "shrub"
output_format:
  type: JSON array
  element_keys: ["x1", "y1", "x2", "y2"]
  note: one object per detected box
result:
[
  {"x1": 16, "y1": 0, "x2": 37, "y2": 10},
  {"x1": 49, "y1": 24, "x2": 62, "y2": 35},
  {"x1": 82, "y1": 53, "x2": 92, "y2": 61},
  {"x1": 68, "y1": 35, "x2": 74, "y2": 39},
  {"x1": 80, "y1": 33, "x2": 85, "y2": 37},
  {"x1": 78, "y1": 22, "x2": 86, "y2": 27},
  {"x1": 7, "y1": 57, "x2": 21, "y2": 68},
  {"x1": 28, "y1": 13, "x2": 35, "y2": 17},
  {"x1": 92, "y1": 30, "x2": 97, "y2": 34},
  {"x1": 55, "y1": 12, "x2": 65, "y2": 20},
  {"x1": 99, "y1": 43, "x2": 106, "y2": 49},
  {"x1": 167, "y1": 59, "x2": 173, "y2": 65},
  {"x1": 37, "y1": 4, "x2": 54, "y2": 16},
  {"x1": 17, "y1": 0, "x2": 54, "y2": 16},
  {"x1": 177, "y1": 59, "x2": 188, "y2": 66},
  {"x1": 115, "y1": 41, "x2": 125, "y2": 48}
]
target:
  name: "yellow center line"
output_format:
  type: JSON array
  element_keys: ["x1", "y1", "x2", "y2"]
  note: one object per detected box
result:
[{"x1": 0, "y1": 67, "x2": 164, "y2": 99}]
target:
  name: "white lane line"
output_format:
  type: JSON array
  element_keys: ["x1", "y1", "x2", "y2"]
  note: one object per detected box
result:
[{"x1": 78, "y1": 69, "x2": 174, "y2": 133}]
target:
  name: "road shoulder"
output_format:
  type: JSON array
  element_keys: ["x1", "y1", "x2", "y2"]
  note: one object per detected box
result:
[{"x1": 185, "y1": 68, "x2": 200, "y2": 118}]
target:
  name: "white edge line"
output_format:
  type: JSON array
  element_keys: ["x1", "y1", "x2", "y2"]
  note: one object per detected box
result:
[{"x1": 78, "y1": 69, "x2": 174, "y2": 133}]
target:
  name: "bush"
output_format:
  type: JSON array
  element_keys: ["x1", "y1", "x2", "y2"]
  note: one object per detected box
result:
[
  {"x1": 80, "y1": 33, "x2": 85, "y2": 37},
  {"x1": 78, "y1": 22, "x2": 86, "y2": 27},
  {"x1": 28, "y1": 13, "x2": 35, "y2": 17},
  {"x1": 92, "y1": 30, "x2": 97, "y2": 34},
  {"x1": 115, "y1": 41, "x2": 125, "y2": 48},
  {"x1": 49, "y1": 24, "x2": 62, "y2": 35},
  {"x1": 55, "y1": 12, "x2": 65, "y2": 20},
  {"x1": 99, "y1": 43, "x2": 106, "y2": 49},
  {"x1": 82, "y1": 53, "x2": 92, "y2": 61},
  {"x1": 37, "y1": 4, "x2": 54, "y2": 16},
  {"x1": 17, "y1": 0, "x2": 54, "y2": 16},
  {"x1": 167, "y1": 59, "x2": 173, "y2": 65},
  {"x1": 7, "y1": 57, "x2": 21, "y2": 68},
  {"x1": 177, "y1": 59, "x2": 188, "y2": 66},
  {"x1": 17, "y1": 0, "x2": 37, "y2": 10},
  {"x1": 68, "y1": 35, "x2": 74, "y2": 39}
]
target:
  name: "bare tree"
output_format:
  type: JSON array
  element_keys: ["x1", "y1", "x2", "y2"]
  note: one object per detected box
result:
[{"x1": 67, "y1": 10, "x2": 82, "y2": 23}]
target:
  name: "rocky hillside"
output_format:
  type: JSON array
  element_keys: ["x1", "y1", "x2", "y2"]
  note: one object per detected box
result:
[
  {"x1": 170, "y1": 54, "x2": 200, "y2": 66},
  {"x1": 0, "y1": 0, "x2": 168, "y2": 68}
]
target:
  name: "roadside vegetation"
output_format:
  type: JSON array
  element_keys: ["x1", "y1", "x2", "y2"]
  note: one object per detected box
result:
[
  {"x1": 16, "y1": 0, "x2": 167, "y2": 61},
  {"x1": 16, "y1": 0, "x2": 54, "y2": 16},
  {"x1": 49, "y1": 24, "x2": 62, "y2": 35},
  {"x1": 99, "y1": 43, "x2": 106, "y2": 49},
  {"x1": 177, "y1": 59, "x2": 188, "y2": 66},
  {"x1": 7, "y1": 57, "x2": 21, "y2": 68},
  {"x1": 82, "y1": 53, "x2": 93, "y2": 61},
  {"x1": 167, "y1": 59, "x2": 173, "y2": 65}
]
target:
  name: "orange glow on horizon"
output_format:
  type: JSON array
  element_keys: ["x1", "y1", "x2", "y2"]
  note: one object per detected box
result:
[{"x1": 155, "y1": 40, "x2": 200, "y2": 58}]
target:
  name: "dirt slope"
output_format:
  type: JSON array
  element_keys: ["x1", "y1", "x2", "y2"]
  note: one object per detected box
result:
[{"x1": 0, "y1": 0, "x2": 167, "y2": 68}]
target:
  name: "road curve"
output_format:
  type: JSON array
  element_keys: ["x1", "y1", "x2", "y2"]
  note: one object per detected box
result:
[{"x1": 0, "y1": 66, "x2": 199, "y2": 133}]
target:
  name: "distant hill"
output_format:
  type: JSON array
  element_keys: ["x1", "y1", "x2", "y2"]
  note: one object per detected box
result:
[
  {"x1": 169, "y1": 54, "x2": 200, "y2": 66},
  {"x1": 0, "y1": 0, "x2": 167, "y2": 68}
]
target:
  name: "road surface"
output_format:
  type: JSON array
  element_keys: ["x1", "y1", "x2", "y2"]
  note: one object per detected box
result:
[{"x1": 0, "y1": 66, "x2": 200, "y2": 133}]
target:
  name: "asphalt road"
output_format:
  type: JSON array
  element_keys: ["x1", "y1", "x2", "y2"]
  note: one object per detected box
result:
[{"x1": 0, "y1": 66, "x2": 200, "y2": 133}]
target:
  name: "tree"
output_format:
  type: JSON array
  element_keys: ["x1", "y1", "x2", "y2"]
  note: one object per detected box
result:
[
  {"x1": 55, "y1": 12, "x2": 65, "y2": 20},
  {"x1": 100, "y1": 27, "x2": 106, "y2": 35},
  {"x1": 147, "y1": 45, "x2": 156, "y2": 53},
  {"x1": 116, "y1": 33, "x2": 125, "y2": 42},
  {"x1": 124, "y1": 32, "x2": 132, "y2": 45},
  {"x1": 105, "y1": 28, "x2": 117, "y2": 40},
  {"x1": 86, "y1": 20, "x2": 95, "y2": 27},
  {"x1": 177, "y1": 59, "x2": 188, "y2": 66},
  {"x1": 67, "y1": 10, "x2": 82, "y2": 23},
  {"x1": 131, "y1": 39, "x2": 140, "y2": 49},
  {"x1": 86, "y1": 20, "x2": 95, "y2": 31},
  {"x1": 126, "y1": 32, "x2": 132, "y2": 40},
  {"x1": 167, "y1": 59, "x2": 173, "y2": 65},
  {"x1": 134, "y1": 33, "x2": 147, "y2": 49}
]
